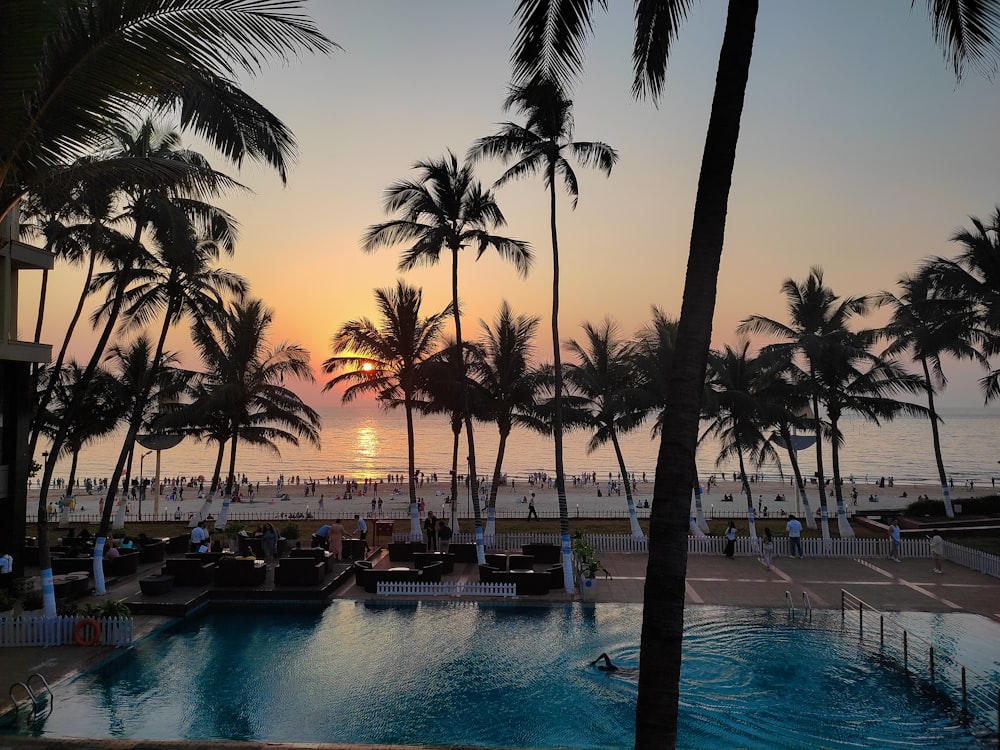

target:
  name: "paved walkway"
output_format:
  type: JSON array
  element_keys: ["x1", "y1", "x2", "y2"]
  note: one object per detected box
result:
[{"x1": 1, "y1": 550, "x2": 997, "y2": 749}]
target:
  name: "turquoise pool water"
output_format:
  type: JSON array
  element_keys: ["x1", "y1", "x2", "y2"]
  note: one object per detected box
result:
[{"x1": 14, "y1": 603, "x2": 1000, "y2": 748}]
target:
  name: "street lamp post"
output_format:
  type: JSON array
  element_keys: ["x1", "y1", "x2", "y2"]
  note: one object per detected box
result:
[{"x1": 139, "y1": 450, "x2": 152, "y2": 520}]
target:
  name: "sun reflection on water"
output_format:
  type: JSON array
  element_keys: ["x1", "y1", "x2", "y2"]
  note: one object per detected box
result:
[{"x1": 353, "y1": 421, "x2": 379, "y2": 478}]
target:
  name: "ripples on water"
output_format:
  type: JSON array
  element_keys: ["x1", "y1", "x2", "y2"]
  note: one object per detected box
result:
[
  {"x1": 31, "y1": 603, "x2": 997, "y2": 749},
  {"x1": 43, "y1": 404, "x2": 1000, "y2": 488}
]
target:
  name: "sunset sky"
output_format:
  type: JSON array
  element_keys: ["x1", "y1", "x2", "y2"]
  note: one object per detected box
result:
[{"x1": 26, "y1": 1, "x2": 1000, "y2": 409}]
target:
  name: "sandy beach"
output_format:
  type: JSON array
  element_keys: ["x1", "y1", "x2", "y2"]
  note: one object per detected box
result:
[{"x1": 26, "y1": 473, "x2": 997, "y2": 527}]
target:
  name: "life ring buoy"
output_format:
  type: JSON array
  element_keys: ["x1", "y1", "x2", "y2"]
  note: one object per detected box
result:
[{"x1": 73, "y1": 618, "x2": 101, "y2": 647}]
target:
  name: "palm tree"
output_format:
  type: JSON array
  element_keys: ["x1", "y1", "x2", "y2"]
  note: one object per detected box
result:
[
  {"x1": 816, "y1": 334, "x2": 927, "y2": 534},
  {"x1": 361, "y1": 153, "x2": 531, "y2": 559},
  {"x1": 511, "y1": 4, "x2": 1000, "y2": 745},
  {"x1": 921, "y1": 208, "x2": 1000, "y2": 400},
  {"x1": 188, "y1": 296, "x2": 321, "y2": 503},
  {"x1": 323, "y1": 281, "x2": 451, "y2": 537},
  {"x1": 467, "y1": 301, "x2": 546, "y2": 535},
  {"x1": 0, "y1": 0, "x2": 335, "y2": 223},
  {"x1": 875, "y1": 271, "x2": 984, "y2": 517},
  {"x1": 740, "y1": 268, "x2": 870, "y2": 543},
  {"x1": 702, "y1": 342, "x2": 784, "y2": 551},
  {"x1": 469, "y1": 75, "x2": 617, "y2": 592},
  {"x1": 563, "y1": 318, "x2": 646, "y2": 538},
  {"x1": 9, "y1": 0, "x2": 332, "y2": 617},
  {"x1": 92, "y1": 197, "x2": 245, "y2": 544}
]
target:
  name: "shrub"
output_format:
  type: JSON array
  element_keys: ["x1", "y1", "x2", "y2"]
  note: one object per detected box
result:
[
  {"x1": 280, "y1": 523, "x2": 299, "y2": 540},
  {"x1": 0, "y1": 588, "x2": 13, "y2": 611}
]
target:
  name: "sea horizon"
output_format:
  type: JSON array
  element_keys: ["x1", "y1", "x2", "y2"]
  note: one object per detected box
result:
[{"x1": 36, "y1": 402, "x2": 1000, "y2": 491}]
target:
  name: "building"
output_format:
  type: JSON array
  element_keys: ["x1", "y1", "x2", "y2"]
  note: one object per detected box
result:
[{"x1": 0, "y1": 205, "x2": 53, "y2": 576}]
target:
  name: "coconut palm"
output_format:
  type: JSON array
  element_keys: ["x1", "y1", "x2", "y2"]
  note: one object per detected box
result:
[
  {"x1": 468, "y1": 75, "x2": 617, "y2": 591},
  {"x1": 323, "y1": 281, "x2": 451, "y2": 537},
  {"x1": 468, "y1": 301, "x2": 546, "y2": 535},
  {"x1": 0, "y1": 0, "x2": 335, "y2": 223},
  {"x1": 361, "y1": 152, "x2": 531, "y2": 559},
  {"x1": 91, "y1": 198, "x2": 246, "y2": 580},
  {"x1": 921, "y1": 208, "x2": 1000, "y2": 401},
  {"x1": 702, "y1": 342, "x2": 785, "y2": 552},
  {"x1": 187, "y1": 296, "x2": 321, "y2": 500},
  {"x1": 740, "y1": 268, "x2": 870, "y2": 542},
  {"x1": 563, "y1": 318, "x2": 647, "y2": 538},
  {"x1": 875, "y1": 271, "x2": 985, "y2": 518},
  {"x1": 511, "y1": 4, "x2": 1000, "y2": 744}
]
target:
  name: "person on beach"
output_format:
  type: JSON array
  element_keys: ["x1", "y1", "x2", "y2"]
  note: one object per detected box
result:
[
  {"x1": 786, "y1": 515, "x2": 803, "y2": 558},
  {"x1": 889, "y1": 519, "x2": 901, "y2": 562},
  {"x1": 723, "y1": 521, "x2": 736, "y2": 558},
  {"x1": 424, "y1": 511, "x2": 437, "y2": 551},
  {"x1": 527, "y1": 492, "x2": 538, "y2": 520},
  {"x1": 762, "y1": 527, "x2": 773, "y2": 569},
  {"x1": 929, "y1": 530, "x2": 944, "y2": 573},
  {"x1": 437, "y1": 518, "x2": 452, "y2": 553},
  {"x1": 353, "y1": 514, "x2": 368, "y2": 551},
  {"x1": 327, "y1": 519, "x2": 346, "y2": 560},
  {"x1": 261, "y1": 523, "x2": 278, "y2": 561}
]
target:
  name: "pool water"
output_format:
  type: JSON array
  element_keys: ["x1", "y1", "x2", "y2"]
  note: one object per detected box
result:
[{"x1": 15, "y1": 603, "x2": 999, "y2": 748}]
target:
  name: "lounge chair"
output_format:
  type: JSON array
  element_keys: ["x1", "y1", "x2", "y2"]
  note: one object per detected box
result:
[
  {"x1": 274, "y1": 556, "x2": 325, "y2": 586},
  {"x1": 213, "y1": 557, "x2": 267, "y2": 587},
  {"x1": 162, "y1": 557, "x2": 215, "y2": 586}
]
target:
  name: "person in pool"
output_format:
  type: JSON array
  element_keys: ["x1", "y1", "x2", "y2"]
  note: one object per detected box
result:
[{"x1": 590, "y1": 653, "x2": 638, "y2": 675}]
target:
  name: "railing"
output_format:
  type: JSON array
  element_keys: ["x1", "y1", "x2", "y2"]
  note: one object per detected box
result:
[
  {"x1": 0, "y1": 616, "x2": 133, "y2": 648},
  {"x1": 376, "y1": 581, "x2": 517, "y2": 598},
  {"x1": 842, "y1": 589, "x2": 999, "y2": 739},
  {"x1": 944, "y1": 541, "x2": 1000, "y2": 578}
]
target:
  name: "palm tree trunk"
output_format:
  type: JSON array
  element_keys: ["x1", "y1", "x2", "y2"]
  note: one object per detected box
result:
[
  {"x1": 779, "y1": 424, "x2": 815, "y2": 529},
  {"x1": 922, "y1": 357, "x2": 954, "y2": 517},
  {"x1": 828, "y1": 415, "x2": 854, "y2": 538},
  {"x1": 94, "y1": 293, "x2": 176, "y2": 591},
  {"x1": 449, "y1": 416, "x2": 461, "y2": 533},
  {"x1": 29, "y1": 252, "x2": 97, "y2": 458},
  {"x1": 637, "y1": 3, "x2": 758, "y2": 746},
  {"x1": 811, "y1": 390, "x2": 831, "y2": 547},
  {"x1": 405, "y1": 400, "x2": 420, "y2": 538},
  {"x1": 547, "y1": 177, "x2": 573, "y2": 594},
  {"x1": 737, "y1": 449, "x2": 759, "y2": 551},
  {"x1": 211, "y1": 439, "x2": 226, "y2": 496},
  {"x1": 610, "y1": 431, "x2": 643, "y2": 538},
  {"x1": 486, "y1": 427, "x2": 511, "y2": 538},
  {"x1": 35, "y1": 233, "x2": 142, "y2": 615}
]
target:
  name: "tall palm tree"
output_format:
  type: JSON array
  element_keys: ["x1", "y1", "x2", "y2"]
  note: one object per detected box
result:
[
  {"x1": 512, "y1": 4, "x2": 1000, "y2": 745},
  {"x1": 323, "y1": 281, "x2": 451, "y2": 537},
  {"x1": 90, "y1": 198, "x2": 246, "y2": 590},
  {"x1": 467, "y1": 301, "x2": 546, "y2": 535},
  {"x1": 875, "y1": 272, "x2": 984, "y2": 517},
  {"x1": 469, "y1": 75, "x2": 617, "y2": 592},
  {"x1": 740, "y1": 268, "x2": 870, "y2": 542},
  {"x1": 361, "y1": 153, "x2": 531, "y2": 558},
  {"x1": 9, "y1": 0, "x2": 332, "y2": 617},
  {"x1": 921, "y1": 208, "x2": 1000, "y2": 400},
  {"x1": 702, "y1": 342, "x2": 784, "y2": 551},
  {"x1": 563, "y1": 318, "x2": 646, "y2": 538},
  {"x1": 812, "y1": 334, "x2": 927, "y2": 536},
  {"x1": 189, "y1": 296, "x2": 321, "y2": 501}
]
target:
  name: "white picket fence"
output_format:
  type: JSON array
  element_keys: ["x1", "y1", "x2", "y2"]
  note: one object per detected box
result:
[
  {"x1": 391, "y1": 531, "x2": 998, "y2": 578},
  {"x1": 377, "y1": 581, "x2": 517, "y2": 597},
  {"x1": 0, "y1": 615, "x2": 133, "y2": 648}
]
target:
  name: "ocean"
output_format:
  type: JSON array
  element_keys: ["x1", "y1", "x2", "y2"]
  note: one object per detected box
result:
[{"x1": 38, "y1": 403, "x2": 1000, "y2": 490}]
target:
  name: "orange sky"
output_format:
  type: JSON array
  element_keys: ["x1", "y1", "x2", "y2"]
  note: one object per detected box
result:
[{"x1": 21, "y1": 1, "x2": 1000, "y2": 409}]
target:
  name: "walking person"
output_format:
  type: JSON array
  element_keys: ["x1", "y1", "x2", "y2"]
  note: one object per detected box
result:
[
  {"x1": 527, "y1": 492, "x2": 539, "y2": 521},
  {"x1": 761, "y1": 527, "x2": 774, "y2": 569},
  {"x1": 437, "y1": 518, "x2": 453, "y2": 553},
  {"x1": 723, "y1": 521, "x2": 736, "y2": 558},
  {"x1": 261, "y1": 522, "x2": 279, "y2": 562},
  {"x1": 929, "y1": 530, "x2": 944, "y2": 573},
  {"x1": 353, "y1": 514, "x2": 369, "y2": 552},
  {"x1": 786, "y1": 514, "x2": 803, "y2": 558},
  {"x1": 888, "y1": 518, "x2": 902, "y2": 562}
]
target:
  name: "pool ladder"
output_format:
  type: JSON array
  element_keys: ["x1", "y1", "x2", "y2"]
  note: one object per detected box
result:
[
  {"x1": 5, "y1": 673, "x2": 53, "y2": 726},
  {"x1": 785, "y1": 591, "x2": 814, "y2": 623}
]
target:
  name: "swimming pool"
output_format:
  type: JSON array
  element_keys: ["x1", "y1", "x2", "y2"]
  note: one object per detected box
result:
[{"x1": 13, "y1": 603, "x2": 1000, "y2": 748}]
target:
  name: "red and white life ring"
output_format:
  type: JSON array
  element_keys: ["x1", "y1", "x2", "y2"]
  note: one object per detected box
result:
[{"x1": 73, "y1": 618, "x2": 101, "y2": 647}]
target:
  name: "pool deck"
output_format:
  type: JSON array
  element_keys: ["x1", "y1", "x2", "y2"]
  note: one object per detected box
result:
[{"x1": 1, "y1": 549, "x2": 998, "y2": 750}]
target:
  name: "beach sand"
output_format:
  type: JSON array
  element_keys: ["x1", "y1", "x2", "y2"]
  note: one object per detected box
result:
[{"x1": 26, "y1": 473, "x2": 996, "y2": 527}]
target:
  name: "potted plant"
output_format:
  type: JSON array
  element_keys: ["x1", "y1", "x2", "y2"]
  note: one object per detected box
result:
[{"x1": 571, "y1": 535, "x2": 601, "y2": 601}]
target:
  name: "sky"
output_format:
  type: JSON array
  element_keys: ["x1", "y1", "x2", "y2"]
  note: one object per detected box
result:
[{"x1": 25, "y1": 0, "x2": 1000, "y2": 409}]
